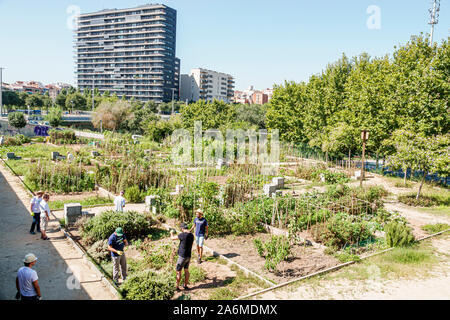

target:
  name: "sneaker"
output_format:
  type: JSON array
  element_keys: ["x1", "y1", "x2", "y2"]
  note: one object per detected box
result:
[
  {"x1": 30, "y1": 231, "x2": 36, "y2": 235},
  {"x1": 183, "y1": 285, "x2": 190, "y2": 291},
  {"x1": 42, "y1": 237, "x2": 50, "y2": 240},
  {"x1": 37, "y1": 230, "x2": 41, "y2": 233},
  {"x1": 176, "y1": 287, "x2": 181, "y2": 292}
]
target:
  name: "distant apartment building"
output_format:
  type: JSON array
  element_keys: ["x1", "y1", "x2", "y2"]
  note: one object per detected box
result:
[
  {"x1": 74, "y1": 4, "x2": 180, "y2": 103},
  {"x1": 233, "y1": 86, "x2": 273, "y2": 105},
  {"x1": 180, "y1": 68, "x2": 234, "y2": 103}
]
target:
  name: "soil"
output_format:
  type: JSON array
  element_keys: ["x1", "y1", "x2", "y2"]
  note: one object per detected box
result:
[
  {"x1": 206, "y1": 233, "x2": 340, "y2": 284},
  {"x1": 48, "y1": 191, "x2": 101, "y2": 201},
  {"x1": 172, "y1": 257, "x2": 240, "y2": 300}
]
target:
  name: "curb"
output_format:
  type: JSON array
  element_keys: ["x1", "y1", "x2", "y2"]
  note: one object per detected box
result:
[{"x1": 60, "y1": 227, "x2": 120, "y2": 299}]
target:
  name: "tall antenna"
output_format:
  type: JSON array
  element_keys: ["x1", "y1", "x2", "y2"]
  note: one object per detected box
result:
[{"x1": 429, "y1": 0, "x2": 441, "y2": 46}]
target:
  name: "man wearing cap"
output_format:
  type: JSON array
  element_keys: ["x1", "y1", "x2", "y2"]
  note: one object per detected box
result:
[
  {"x1": 30, "y1": 191, "x2": 43, "y2": 235},
  {"x1": 114, "y1": 191, "x2": 126, "y2": 212},
  {"x1": 190, "y1": 209, "x2": 209, "y2": 264},
  {"x1": 171, "y1": 223, "x2": 194, "y2": 291},
  {"x1": 16, "y1": 253, "x2": 41, "y2": 300},
  {"x1": 108, "y1": 227, "x2": 128, "y2": 285}
]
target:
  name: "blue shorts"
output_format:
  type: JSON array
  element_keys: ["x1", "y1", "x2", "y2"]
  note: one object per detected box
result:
[{"x1": 196, "y1": 236, "x2": 205, "y2": 247}]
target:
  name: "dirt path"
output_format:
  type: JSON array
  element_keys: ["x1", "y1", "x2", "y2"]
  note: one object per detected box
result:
[
  {"x1": 254, "y1": 236, "x2": 450, "y2": 300},
  {"x1": 0, "y1": 164, "x2": 116, "y2": 300}
]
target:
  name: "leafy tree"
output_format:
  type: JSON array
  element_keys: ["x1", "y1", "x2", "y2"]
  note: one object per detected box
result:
[
  {"x1": 46, "y1": 107, "x2": 63, "y2": 127},
  {"x1": 2, "y1": 90, "x2": 21, "y2": 106},
  {"x1": 235, "y1": 103, "x2": 267, "y2": 129},
  {"x1": 180, "y1": 99, "x2": 236, "y2": 131},
  {"x1": 8, "y1": 112, "x2": 26, "y2": 131},
  {"x1": 55, "y1": 91, "x2": 67, "y2": 109},
  {"x1": 25, "y1": 94, "x2": 43, "y2": 109},
  {"x1": 92, "y1": 100, "x2": 132, "y2": 131},
  {"x1": 65, "y1": 92, "x2": 87, "y2": 111}
]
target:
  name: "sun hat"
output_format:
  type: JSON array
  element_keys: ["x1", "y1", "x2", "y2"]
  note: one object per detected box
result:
[
  {"x1": 24, "y1": 253, "x2": 38, "y2": 264},
  {"x1": 195, "y1": 209, "x2": 204, "y2": 215},
  {"x1": 115, "y1": 227, "x2": 124, "y2": 236}
]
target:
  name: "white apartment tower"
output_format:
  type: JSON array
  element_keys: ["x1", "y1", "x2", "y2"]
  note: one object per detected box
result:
[{"x1": 180, "y1": 68, "x2": 235, "y2": 103}]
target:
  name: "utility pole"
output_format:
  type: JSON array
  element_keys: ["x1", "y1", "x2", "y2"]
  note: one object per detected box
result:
[
  {"x1": 429, "y1": 0, "x2": 441, "y2": 46},
  {"x1": 0, "y1": 67, "x2": 4, "y2": 117},
  {"x1": 360, "y1": 130, "x2": 370, "y2": 188}
]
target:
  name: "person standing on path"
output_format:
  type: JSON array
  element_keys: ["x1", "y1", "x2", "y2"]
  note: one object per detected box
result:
[
  {"x1": 29, "y1": 191, "x2": 43, "y2": 235},
  {"x1": 190, "y1": 209, "x2": 208, "y2": 264},
  {"x1": 107, "y1": 227, "x2": 128, "y2": 285},
  {"x1": 171, "y1": 223, "x2": 194, "y2": 291},
  {"x1": 16, "y1": 253, "x2": 41, "y2": 300},
  {"x1": 39, "y1": 194, "x2": 51, "y2": 240},
  {"x1": 114, "y1": 191, "x2": 126, "y2": 212}
]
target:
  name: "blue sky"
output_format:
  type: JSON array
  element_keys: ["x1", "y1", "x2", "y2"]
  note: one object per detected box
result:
[{"x1": 0, "y1": 0, "x2": 448, "y2": 90}]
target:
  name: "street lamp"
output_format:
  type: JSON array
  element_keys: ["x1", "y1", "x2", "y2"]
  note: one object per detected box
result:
[{"x1": 360, "y1": 130, "x2": 370, "y2": 188}]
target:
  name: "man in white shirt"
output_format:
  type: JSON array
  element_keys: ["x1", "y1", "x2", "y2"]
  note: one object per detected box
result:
[
  {"x1": 30, "y1": 191, "x2": 43, "y2": 235},
  {"x1": 16, "y1": 253, "x2": 41, "y2": 300},
  {"x1": 114, "y1": 191, "x2": 126, "y2": 212},
  {"x1": 39, "y1": 194, "x2": 51, "y2": 240}
]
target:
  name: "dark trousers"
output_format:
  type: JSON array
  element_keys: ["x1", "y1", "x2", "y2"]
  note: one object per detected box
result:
[
  {"x1": 21, "y1": 295, "x2": 39, "y2": 301},
  {"x1": 30, "y1": 212, "x2": 41, "y2": 232}
]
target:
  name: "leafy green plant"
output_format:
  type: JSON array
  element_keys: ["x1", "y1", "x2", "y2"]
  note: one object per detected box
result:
[
  {"x1": 87, "y1": 239, "x2": 110, "y2": 262},
  {"x1": 125, "y1": 185, "x2": 144, "y2": 203},
  {"x1": 80, "y1": 210, "x2": 153, "y2": 244},
  {"x1": 254, "y1": 236, "x2": 291, "y2": 271},
  {"x1": 384, "y1": 221, "x2": 416, "y2": 247},
  {"x1": 120, "y1": 270, "x2": 175, "y2": 300}
]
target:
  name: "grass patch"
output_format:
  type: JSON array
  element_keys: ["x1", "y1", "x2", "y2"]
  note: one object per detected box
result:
[
  {"x1": 422, "y1": 223, "x2": 450, "y2": 234},
  {"x1": 209, "y1": 268, "x2": 270, "y2": 300},
  {"x1": 417, "y1": 206, "x2": 450, "y2": 217},
  {"x1": 398, "y1": 190, "x2": 450, "y2": 207},
  {"x1": 50, "y1": 196, "x2": 113, "y2": 210},
  {"x1": 5, "y1": 159, "x2": 30, "y2": 176}
]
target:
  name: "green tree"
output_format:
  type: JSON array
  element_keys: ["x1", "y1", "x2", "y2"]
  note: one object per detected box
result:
[
  {"x1": 46, "y1": 107, "x2": 63, "y2": 127},
  {"x1": 8, "y1": 112, "x2": 27, "y2": 131},
  {"x1": 2, "y1": 90, "x2": 21, "y2": 106},
  {"x1": 92, "y1": 100, "x2": 132, "y2": 131},
  {"x1": 25, "y1": 94, "x2": 43, "y2": 109},
  {"x1": 65, "y1": 92, "x2": 87, "y2": 111}
]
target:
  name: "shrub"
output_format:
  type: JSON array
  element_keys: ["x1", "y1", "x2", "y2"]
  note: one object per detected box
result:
[
  {"x1": 384, "y1": 221, "x2": 416, "y2": 247},
  {"x1": 87, "y1": 239, "x2": 110, "y2": 262},
  {"x1": 254, "y1": 235, "x2": 291, "y2": 271},
  {"x1": 80, "y1": 210, "x2": 153, "y2": 243},
  {"x1": 421, "y1": 223, "x2": 450, "y2": 234},
  {"x1": 312, "y1": 169, "x2": 349, "y2": 185},
  {"x1": 125, "y1": 185, "x2": 144, "y2": 203},
  {"x1": 49, "y1": 129, "x2": 77, "y2": 144},
  {"x1": 16, "y1": 134, "x2": 31, "y2": 144},
  {"x1": 121, "y1": 270, "x2": 175, "y2": 300},
  {"x1": 254, "y1": 238, "x2": 265, "y2": 257},
  {"x1": 311, "y1": 212, "x2": 375, "y2": 248},
  {"x1": 204, "y1": 206, "x2": 231, "y2": 236},
  {"x1": 3, "y1": 136, "x2": 21, "y2": 146}
]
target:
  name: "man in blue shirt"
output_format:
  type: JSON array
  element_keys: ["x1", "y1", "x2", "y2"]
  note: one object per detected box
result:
[
  {"x1": 107, "y1": 227, "x2": 128, "y2": 285},
  {"x1": 190, "y1": 209, "x2": 209, "y2": 264}
]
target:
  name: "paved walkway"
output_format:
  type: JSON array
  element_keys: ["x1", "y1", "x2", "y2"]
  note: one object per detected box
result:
[{"x1": 0, "y1": 163, "x2": 116, "y2": 300}]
